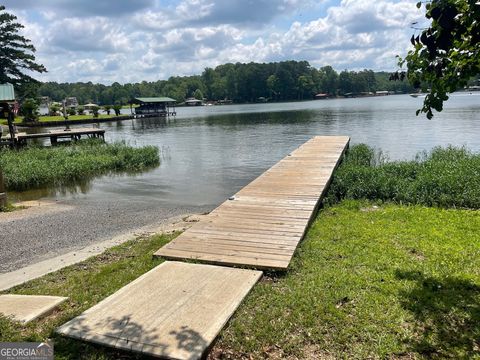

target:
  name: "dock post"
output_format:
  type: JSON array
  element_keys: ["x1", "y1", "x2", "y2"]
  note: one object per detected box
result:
[{"x1": 0, "y1": 168, "x2": 7, "y2": 209}]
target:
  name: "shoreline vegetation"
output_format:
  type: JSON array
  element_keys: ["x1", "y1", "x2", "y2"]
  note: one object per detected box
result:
[
  {"x1": 37, "y1": 61, "x2": 416, "y2": 106},
  {"x1": 0, "y1": 114, "x2": 130, "y2": 127},
  {"x1": 326, "y1": 144, "x2": 480, "y2": 209},
  {"x1": 32, "y1": 59, "x2": 480, "y2": 108},
  {"x1": 0, "y1": 144, "x2": 478, "y2": 358},
  {"x1": 0, "y1": 93, "x2": 411, "y2": 128},
  {"x1": 0, "y1": 139, "x2": 160, "y2": 192}
]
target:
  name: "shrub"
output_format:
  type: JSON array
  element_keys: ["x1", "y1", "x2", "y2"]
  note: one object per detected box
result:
[
  {"x1": 21, "y1": 98, "x2": 39, "y2": 123},
  {"x1": 0, "y1": 140, "x2": 160, "y2": 191},
  {"x1": 325, "y1": 144, "x2": 480, "y2": 209},
  {"x1": 113, "y1": 104, "x2": 122, "y2": 116},
  {"x1": 91, "y1": 105, "x2": 99, "y2": 118},
  {"x1": 49, "y1": 103, "x2": 60, "y2": 116}
]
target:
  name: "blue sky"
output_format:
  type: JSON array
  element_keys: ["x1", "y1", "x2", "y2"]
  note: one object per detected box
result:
[{"x1": 3, "y1": 0, "x2": 424, "y2": 84}]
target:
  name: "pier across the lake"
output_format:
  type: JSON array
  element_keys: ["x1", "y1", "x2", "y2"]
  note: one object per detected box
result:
[{"x1": 12, "y1": 127, "x2": 105, "y2": 146}]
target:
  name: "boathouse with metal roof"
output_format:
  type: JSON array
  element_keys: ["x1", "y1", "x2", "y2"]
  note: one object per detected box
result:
[{"x1": 129, "y1": 97, "x2": 176, "y2": 117}]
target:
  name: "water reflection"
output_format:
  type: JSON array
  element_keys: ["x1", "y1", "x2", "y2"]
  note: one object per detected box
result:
[
  {"x1": 11, "y1": 166, "x2": 160, "y2": 202},
  {"x1": 10, "y1": 180, "x2": 93, "y2": 202},
  {"x1": 11, "y1": 95, "x2": 480, "y2": 207}
]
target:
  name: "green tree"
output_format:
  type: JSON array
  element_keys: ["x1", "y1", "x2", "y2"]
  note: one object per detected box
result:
[
  {"x1": 49, "y1": 103, "x2": 60, "y2": 116},
  {"x1": 267, "y1": 74, "x2": 279, "y2": 100},
  {"x1": 112, "y1": 104, "x2": 122, "y2": 116},
  {"x1": 21, "y1": 98, "x2": 39, "y2": 123},
  {"x1": 318, "y1": 66, "x2": 338, "y2": 95},
  {"x1": 297, "y1": 75, "x2": 315, "y2": 99},
  {"x1": 275, "y1": 63, "x2": 296, "y2": 100},
  {"x1": 76, "y1": 105, "x2": 85, "y2": 115},
  {"x1": 357, "y1": 69, "x2": 376, "y2": 92},
  {"x1": 225, "y1": 66, "x2": 238, "y2": 100},
  {"x1": 103, "y1": 105, "x2": 111, "y2": 115},
  {"x1": 0, "y1": 6, "x2": 46, "y2": 90},
  {"x1": 338, "y1": 70, "x2": 353, "y2": 95},
  {"x1": 399, "y1": 0, "x2": 480, "y2": 118},
  {"x1": 91, "y1": 105, "x2": 99, "y2": 118},
  {"x1": 193, "y1": 89, "x2": 204, "y2": 100}
]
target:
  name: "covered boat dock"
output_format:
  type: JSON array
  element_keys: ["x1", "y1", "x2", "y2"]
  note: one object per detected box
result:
[
  {"x1": 0, "y1": 83, "x2": 17, "y2": 147},
  {"x1": 129, "y1": 97, "x2": 176, "y2": 118}
]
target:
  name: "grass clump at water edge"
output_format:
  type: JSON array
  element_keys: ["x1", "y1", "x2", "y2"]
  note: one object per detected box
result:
[
  {"x1": 324, "y1": 144, "x2": 480, "y2": 209},
  {"x1": 0, "y1": 139, "x2": 160, "y2": 191}
]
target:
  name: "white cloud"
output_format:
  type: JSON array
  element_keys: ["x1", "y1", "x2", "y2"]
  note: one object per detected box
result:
[
  {"x1": 244, "y1": 0, "x2": 423, "y2": 70},
  {"x1": 48, "y1": 17, "x2": 130, "y2": 53},
  {"x1": 3, "y1": 0, "x2": 424, "y2": 83},
  {"x1": 328, "y1": 0, "x2": 421, "y2": 33},
  {"x1": 174, "y1": 0, "x2": 309, "y2": 27},
  {"x1": 176, "y1": 0, "x2": 215, "y2": 22},
  {"x1": 3, "y1": 0, "x2": 155, "y2": 16},
  {"x1": 132, "y1": 10, "x2": 177, "y2": 31}
]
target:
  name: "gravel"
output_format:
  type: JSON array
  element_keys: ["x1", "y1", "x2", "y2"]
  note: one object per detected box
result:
[{"x1": 0, "y1": 198, "x2": 212, "y2": 273}]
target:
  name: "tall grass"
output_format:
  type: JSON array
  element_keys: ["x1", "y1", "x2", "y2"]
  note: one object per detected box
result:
[
  {"x1": 0, "y1": 140, "x2": 159, "y2": 191},
  {"x1": 325, "y1": 144, "x2": 480, "y2": 209}
]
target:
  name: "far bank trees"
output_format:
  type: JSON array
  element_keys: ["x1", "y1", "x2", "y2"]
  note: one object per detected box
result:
[{"x1": 38, "y1": 61, "x2": 414, "y2": 105}]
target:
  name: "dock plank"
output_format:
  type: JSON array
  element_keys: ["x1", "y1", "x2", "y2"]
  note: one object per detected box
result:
[
  {"x1": 57, "y1": 262, "x2": 262, "y2": 360},
  {"x1": 14, "y1": 127, "x2": 105, "y2": 145},
  {"x1": 155, "y1": 136, "x2": 350, "y2": 270}
]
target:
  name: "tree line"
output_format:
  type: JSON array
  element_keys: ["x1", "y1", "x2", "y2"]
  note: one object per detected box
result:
[
  {"x1": 38, "y1": 61, "x2": 417, "y2": 105},
  {"x1": 2, "y1": 3, "x2": 478, "y2": 118}
]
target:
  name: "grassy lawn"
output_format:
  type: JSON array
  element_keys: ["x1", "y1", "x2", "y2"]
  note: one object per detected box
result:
[
  {"x1": 215, "y1": 201, "x2": 480, "y2": 359},
  {"x1": 0, "y1": 233, "x2": 175, "y2": 359},
  {"x1": 0, "y1": 140, "x2": 159, "y2": 191},
  {"x1": 37, "y1": 114, "x2": 120, "y2": 122},
  {"x1": 0, "y1": 114, "x2": 126, "y2": 125},
  {"x1": 1, "y1": 201, "x2": 478, "y2": 359}
]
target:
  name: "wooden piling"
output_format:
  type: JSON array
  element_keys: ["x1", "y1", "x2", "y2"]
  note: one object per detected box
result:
[{"x1": 0, "y1": 168, "x2": 6, "y2": 208}]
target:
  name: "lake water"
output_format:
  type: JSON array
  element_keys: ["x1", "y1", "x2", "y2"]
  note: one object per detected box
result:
[{"x1": 15, "y1": 94, "x2": 480, "y2": 210}]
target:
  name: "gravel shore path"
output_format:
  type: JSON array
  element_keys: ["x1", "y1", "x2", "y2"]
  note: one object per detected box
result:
[{"x1": 0, "y1": 198, "x2": 211, "y2": 273}]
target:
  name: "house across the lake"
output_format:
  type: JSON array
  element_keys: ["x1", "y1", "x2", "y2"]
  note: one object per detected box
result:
[
  {"x1": 185, "y1": 98, "x2": 203, "y2": 106},
  {"x1": 65, "y1": 97, "x2": 79, "y2": 108},
  {"x1": 314, "y1": 93, "x2": 330, "y2": 100},
  {"x1": 38, "y1": 96, "x2": 51, "y2": 115},
  {"x1": 130, "y1": 97, "x2": 177, "y2": 117}
]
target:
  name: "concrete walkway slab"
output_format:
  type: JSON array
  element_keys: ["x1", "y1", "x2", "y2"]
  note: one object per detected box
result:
[
  {"x1": 0, "y1": 294, "x2": 68, "y2": 323},
  {"x1": 57, "y1": 261, "x2": 262, "y2": 360}
]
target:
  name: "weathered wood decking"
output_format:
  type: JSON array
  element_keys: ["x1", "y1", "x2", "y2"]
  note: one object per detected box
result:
[
  {"x1": 155, "y1": 136, "x2": 350, "y2": 270},
  {"x1": 57, "y1": 262, "x2": 261, "y2": 359},
  {"x1": 7, "y1": 127, "x2": 105, "y2": 146},
  {"x1": 57, "y1": 135, "x2": 350, "y2": 359}
]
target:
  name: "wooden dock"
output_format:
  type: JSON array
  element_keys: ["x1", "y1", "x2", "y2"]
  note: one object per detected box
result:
[
  {"x1": 155, "y1": 136, "x2": 350, "y2": 270},
  {"x1": 11, "y1": 127, "x2": 105, "y2": 146},
  {"x1": 57, "y1": 136, "x2": 350, "y2": 359}
]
